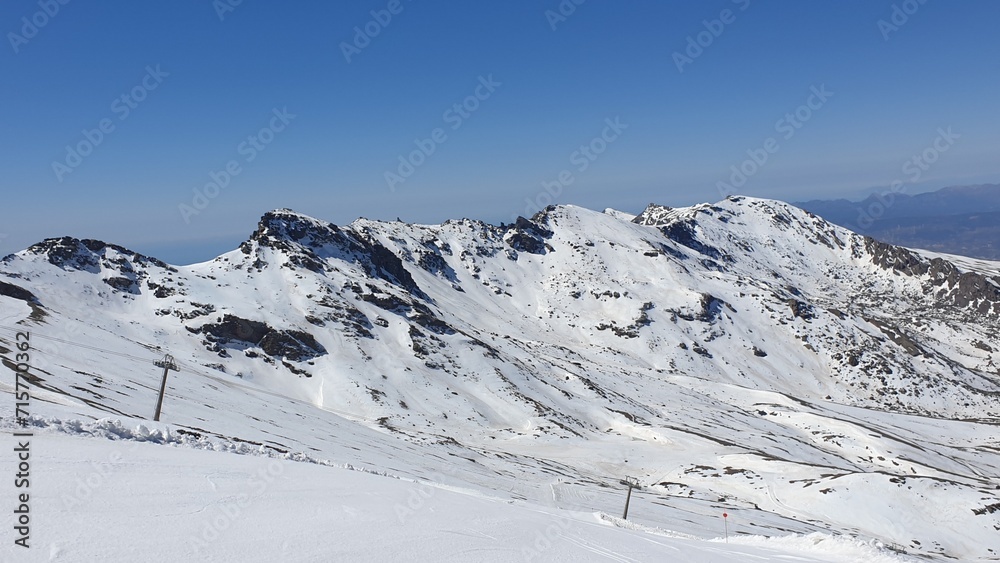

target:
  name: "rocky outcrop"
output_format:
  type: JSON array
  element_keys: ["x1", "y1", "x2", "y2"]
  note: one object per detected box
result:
[
  {"x1": 0, "y1": 280, "x2": 37, "y2": 303},
  {"x1": 191, "y1": 314, "x2": 325, "y2": 361},
  {"x1": 865, "y1": 237, "x2": 1000, "y2": 315},
  {"x1": 241, "y1": 210, "x2": 423, "y2": 295},
  {"x1": 632, "y1": 203, "x2": 674, "y2": 226},
  {"x1": 505, "y1": 216, "x2": 554, "y2": 255}
]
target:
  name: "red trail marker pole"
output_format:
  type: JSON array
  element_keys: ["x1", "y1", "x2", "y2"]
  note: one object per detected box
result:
[{"x1": 723, "y1": 512, "x2": 729, "y2": 543}]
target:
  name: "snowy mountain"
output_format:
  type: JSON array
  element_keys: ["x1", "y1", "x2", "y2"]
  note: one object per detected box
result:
[{"x1": 2, "y1": 196, "x2": 999, "y2": 561}]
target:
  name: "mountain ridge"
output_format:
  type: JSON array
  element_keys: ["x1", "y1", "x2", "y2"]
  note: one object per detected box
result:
[
  {"x1": 5, "y1": 196, "x2": 1000, "y2": 421},
  {"x1": 2, "y1": 195, "x2": 999, "y2": 560}
]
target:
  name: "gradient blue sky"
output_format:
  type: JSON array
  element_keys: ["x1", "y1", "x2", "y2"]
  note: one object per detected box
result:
[{"x1": 3, "y1": 1, "x2": 999, "y2": 264}]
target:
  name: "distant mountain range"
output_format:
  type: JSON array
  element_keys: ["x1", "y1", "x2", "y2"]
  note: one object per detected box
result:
[{"x1": 795, "y1": 184, "x2": 1000, "y2": 259}]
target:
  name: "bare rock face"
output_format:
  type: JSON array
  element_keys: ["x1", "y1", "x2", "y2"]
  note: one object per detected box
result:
[
  {"x1": 504, "y1": 216, "x2": 554, "y2": 255},
  {"x1": 16, "y1": 237, "x2": 169, "y2": 273},
  {"x1": 786, "y1": 299, "x2": 815, "y2": 321},
  {"x1": 191, "y1": 314, "x2": 325, "y2": 362},
  {"x1": 241, "y1": 209, "x2": 423, "y2": 295},
  {"x1": 631, "y1": 203, "x2": 674, "y2": 226},
  {"x1": 0, "y1": 280, "x2": 37, "y2": 302},
  {"x1": 5, "y1": 237, "x2": 173, "y2": 299},
  {"x1": 865, "y1": 237, "x2": 1000, "y2": 315}
]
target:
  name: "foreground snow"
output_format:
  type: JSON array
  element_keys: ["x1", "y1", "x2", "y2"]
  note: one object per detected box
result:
[{"x1": 0, "y1": 427, "x2": 910, "y2": 562}]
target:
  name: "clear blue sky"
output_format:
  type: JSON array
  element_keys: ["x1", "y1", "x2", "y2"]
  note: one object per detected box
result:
[{"x1": 2, "y1": 1, "x2": 999, "y2": 264}]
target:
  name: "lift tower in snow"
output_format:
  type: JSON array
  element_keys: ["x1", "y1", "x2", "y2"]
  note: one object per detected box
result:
[{"x1": 153, "y1": 354, "x2": 179, "y2": 422}]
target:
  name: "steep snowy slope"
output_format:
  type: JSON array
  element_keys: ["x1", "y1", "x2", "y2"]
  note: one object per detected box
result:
[{"x1": 1, "y1": 196, "x2": 998, "y2": 560}]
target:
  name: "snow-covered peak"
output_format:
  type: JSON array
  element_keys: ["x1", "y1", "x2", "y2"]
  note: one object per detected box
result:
[
  {"x1": 631, "y1": 202, "x2": 677, "y2": 226},
  {"x1": 5, "y1": 236, "x2": 170, "y2": 273},
  {"x1": 602, "y1": 207, "x2": 636, "y2": 221},
  {"x1": 244, "y1": 208, "x2": 342, "y2": 248}
]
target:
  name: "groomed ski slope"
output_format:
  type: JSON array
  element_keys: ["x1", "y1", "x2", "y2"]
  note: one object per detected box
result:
[{"x1": 0, "y1": 427, "x2": 910, "y2": 563}]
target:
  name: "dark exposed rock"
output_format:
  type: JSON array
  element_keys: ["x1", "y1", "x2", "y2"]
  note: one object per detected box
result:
[
  {"x1": 409, "y1": 325, "x2": 430, "y2": 357},
  {"x1": 316, "y1": 297, "x2": 374, "y2": 338},
  {"x1": 416, "y1": 240, "x2": 459, "y2": 282},
  {"x1": 698, "y1": 294, "x2": 730, "y2": 322},
  {"x1": 201, "y1": 315, "x2": 269, "y2": 344},
  {"x1": 417, "y1": 249, "x2": 449, "y2": 275},
  {"x1": 973, "y1": 502, "x2": 1000, "y2": 516},
  {"x1": 244, "y1": 210, "x2": 423, "y2": 295},
  {"x1": 657, "y1": 221, "x2": 731, "y2": 262},
  {"x1": 786, "y1": 299, "x2": 815, "y2": 321},
  {"x1": 175, "y1": 303, "x2": 215, "y2": 321},
  {"x1": 692, "y1": 344, "x2": 712, "y2": 357},
  {"x1": 506, "y1": 232, "x2": 547, "y2": 254},
  {"x1": 634, "y1": 302, "x2": 653, "y2": 327},
  {"x1": 367, "y1": 242, "x2": 420, "y2": 293},
  {"x1": 596, "y1": 321, "x2": 639, "y2": 338},
  {"x1": 281, "y1": 360, "x2": 311, "y2": 377},
  {"x1": 865, "y1": 237, "x2": 1000, "y2": 316},
  {"x1": 0, "y1": 280, "x2": 37, "y2": 303},
  {"x1": 410, "y1": 303, "x2": 454, "y2": 335},
  {"x1": 865, "y1": 317, "x2": 926, "y2": 357},
  {"x1": 846, "y1": 351, "x2": 862, "y2": 366},
  {"x1": 653, "y1": 242, "x2": 689, "y2": 260},
  {"x1": 19, "y1": 237, "x2": 170, "y2": 273},
  {"x1": 193, "y1": 314, "x2": 325, "y2": 361},
  {"x1": 360, "y1": 291, "x2": 411, "y2": 312},
  {"x1": 23, "y1": 238, "x2": 95, "y2": 271},
  {"x1": 103, "y1": 276, "x2": 140, "y2": 294},
  {"x1": 973, "y1": 340, "x2": 994, "y2": 353},
  {"x1": 261, "y1": 330, "x2": 324, "y2": 362},
  {"x1": 360, "y1": 288, "x2": 452, "y2": 334},
  {"x1": 146, "y1": 281, "x2": 177, "y2": 298},
  {"x1": 865, "y1": 237, "x2": 933, "y2": 276},
  {"x1": 505, "y1": 216, "x2": 553, "y2": 255},
  {"x1": 632, "y1": 203, "x2": 674, "y2": 226}
]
